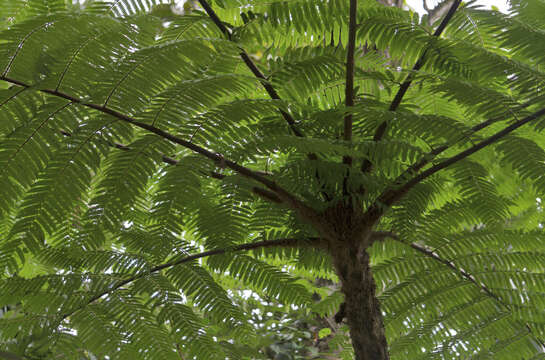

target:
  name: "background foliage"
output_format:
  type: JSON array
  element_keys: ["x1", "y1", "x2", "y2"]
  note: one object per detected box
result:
[{"x1": 1, "y1": 0, "x2": 545, "y2": 359}]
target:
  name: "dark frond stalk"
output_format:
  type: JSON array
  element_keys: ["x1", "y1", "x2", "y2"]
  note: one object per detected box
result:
[
  {"x1": 381, "y1": 106, "x2": 545, "y2": 207},
  {"x1": 387, "y1": 0, "x2": 462, "y2": 113},
  {"x1": 370, "y1": 101, "x2": 535, "y2": 212},
  {"x1": 0, "y1": 87, "x2": 26, "y2": 108},
  {"x1": 343, "y1": 0, "x2": 358, "y2": 166},
  {"x1": 252, "y1": 187, "x2": 283, "y2": 203},
  {"x1": 424, "y1": 0, "x2": 456, "y2": 26},
  {"x1": 59, "y1": 130, "x2": 280, "y2": 202},
  {"x1": 63, "y1": 238, "x2": 318, "y2": 321},
  {"x1": 363, "y1": 106, "x2": 545, "y2": 224},
  {"x1": 422, "y1": 0, "x2": 430, "y2": 11},
  {"x1": 195, "y1": 0, "x2": 230, "y2": 37},
  {"x1": 362, "y1": 106, "x2": 545, "y2": 223},
  {"x1": 196, "y1": 0, "x2": 304, "y2": 139},
  {"x1": 384, "y1": 234, "x2": 545, "y2": 349},
  {"x1": 361, "y1": 0, "x2": 462, "y2": 173},
  {"x1": 0, "y1": 76, "x2": 307, "y2": 212},
  {"x1": 380, "y1": 114, "x2": 499, "y2": 194},
  {"x1": 195, "y1": 0, "x2": 334, "y2": 201}
]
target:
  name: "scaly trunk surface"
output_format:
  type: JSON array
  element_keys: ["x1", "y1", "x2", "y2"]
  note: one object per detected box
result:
[{"x1": 331, "y1": 240, "x2": 389, "y2": 360}]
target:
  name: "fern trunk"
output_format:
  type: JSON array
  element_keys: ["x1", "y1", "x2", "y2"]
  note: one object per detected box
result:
[{"x1": 332, "y1": 241, "x2": 389, "y2": 360}]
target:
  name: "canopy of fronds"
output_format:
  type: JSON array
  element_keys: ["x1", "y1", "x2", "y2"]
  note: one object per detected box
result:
[{"x1": 1, "y1": 0, "x2": 545, "y2": 359}]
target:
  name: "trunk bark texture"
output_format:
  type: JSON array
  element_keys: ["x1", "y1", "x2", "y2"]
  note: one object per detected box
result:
[{"x1": 331, "y1": 241, "x2": 389, "y2": 360}]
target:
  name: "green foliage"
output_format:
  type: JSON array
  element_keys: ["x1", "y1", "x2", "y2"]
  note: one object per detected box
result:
[{"x1": 1, "y1": 0, "x2": 545, "y2": 359}]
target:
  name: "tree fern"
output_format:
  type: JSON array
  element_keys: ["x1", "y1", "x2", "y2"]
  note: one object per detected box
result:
[{"x1": 1, "y1": 0, "x2": 545, "y2": 359}]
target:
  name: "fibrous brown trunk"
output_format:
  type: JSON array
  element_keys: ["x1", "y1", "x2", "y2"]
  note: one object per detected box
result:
[{"x1": 331, "y1": 240, "x2": 389, "y2": 360}]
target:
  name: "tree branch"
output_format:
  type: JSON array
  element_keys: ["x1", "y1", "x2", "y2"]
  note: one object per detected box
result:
[
  {"x1": 386, "y1": 0, "x2": 461, "y2": 115},
  {"x1": 0, "y1": 75, "x2": 306, "y2": 211},
  {"x1": 369, "y1": 230, "x2": 399, "y2": 242},
  {"x1": 422, "y1": 0, "x2": 430, "y2": 12},
  {"x1": 61, "y1": 237, "x2": 319, "y2": 320},
  {"x1": 361, "y1": 0, "x2": 462, "y2": 173},
  {"x1": 252, "y1": 186, "x2": 283, "y2": 203},
  {"x1": 195, "y1": 0, "x2": 231, "y2": 38}
]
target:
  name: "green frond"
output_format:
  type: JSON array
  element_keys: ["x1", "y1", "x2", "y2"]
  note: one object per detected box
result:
[
  {"x1": 223, "y1": 0, "x2": 349, "y2": 49},
  {"x1": 160, "y1": 14, "x2": 222, "y2": 41},
  {"x1": 206, "y1": 252, "x2": 311, "y2": 305},
  {"x1": 270, "y1": 47, "x2": 345, "y2": 103},
  {"x1": 38, "y1": 246, "x2": 152, "y2": 274},
  {"x1": 92, "y1": 39, "x2": 239, "y2": 112},
  {"x1": 374, "y1": 237, "x2": 545, "y2": 360},
  {"x1": 157, "y1": 303, "x2": 227, "y2": 359},
  {"x1": 429, "y1": 76, "x2": 525, "y2": 119},
  {"x1": 448, "y1": 159, "x2": 511, "y2": 223},
  {"x1": 138, "y1": 75, "x2": 261, "y2": 129},
  {"x1": 0, "y1": 0, "x2": 67, "y2": 25},
  {"x1": 0, "y1": 99, "x2": 76, "y2": 216},
  {"x1": 148, "y1": 156, "x2": 210, "y2": 235},
  {"x1": 86, "y1": 133, "x2": 174, "y2": 230},
  {"x1": 311, "y1": 290, "x2": 343, "y2": 317},
  {"x1": 87, "y1": 0, "x2": 175, "y2": 17},
  {"x1": 357, "y1": 6, "x2": 427, "y2": 62},
  {"x1": 76, "y1": 293, "x2": 179, "y2": 359},
  {"x1": 468, "y1": 8, "x2": 545, "y2": 63},
  {"x1": 497, "y1": 136, "x2": 545, "y2": 194},
  {"x1": 8, "y1": 117, "x2": 113, "y2": 253},
  {"x1": 164, "y1": 260, "x2": 250, "y2": 333},
  {"x1": 390, "y1": 111, "x2": 471, "y2": 147},
  {"x1": 2, "y1": 0, "x2": 545, "y2": 358}
]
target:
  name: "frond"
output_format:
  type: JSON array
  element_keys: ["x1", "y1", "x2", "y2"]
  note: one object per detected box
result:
[
  {"x1": 86, "y1": 133, "x2": 174, "y2": 230},
  {"x1": 496, "y1": 136, "x2": 545, "y2": 194},
  {"x1": 448, "y1": 159, "x2": 511, "y2": 223},
  {"x1": 86, "y1": 0, "x2": 175, "y2": 17},
  {"x1": 2, "y1": 0, "x2": 545, "y2": 358},
  {"x1": 8, "y1": 117, "x2": 114, "y2": 252},
  {"x1": 137, "y1": 75, "x2": 261, "y2": 130},
  {"x1": 357, "y1": 6, "x2": 428, "y2": 62},
  {"x1": 222, "y1": 0, "x2": 349, "y2": 49},
  {"x1": 164, "y1": 260, "x2": 250, "y2": 334},
  {"x1": 206, "y1": 252, "x2": 312, "y2": 306},
  {"x1": 160, "y1": 14, "x2": 223, "y2": 41},
  {"x1": 0, "y1": 99, "x2": 76, "y2": 217},
  {"x1": 372, "y1": 234, "x2": 545, "y2": 360},
  {"x1": 269, "y1": 46, "x2": 345, "y2": 103},
  {"x1": 468, "y1": 8, "x2": 545, "y2": 63}
]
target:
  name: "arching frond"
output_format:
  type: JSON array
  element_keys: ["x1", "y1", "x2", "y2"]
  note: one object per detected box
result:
[{"x1": 2, "y1": 0, "x2": 545, "y2": 358}]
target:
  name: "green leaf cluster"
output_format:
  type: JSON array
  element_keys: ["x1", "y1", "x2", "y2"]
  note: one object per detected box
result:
[{"x1": 1, "y1": 0, "x2": 545, "y2": 359}]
